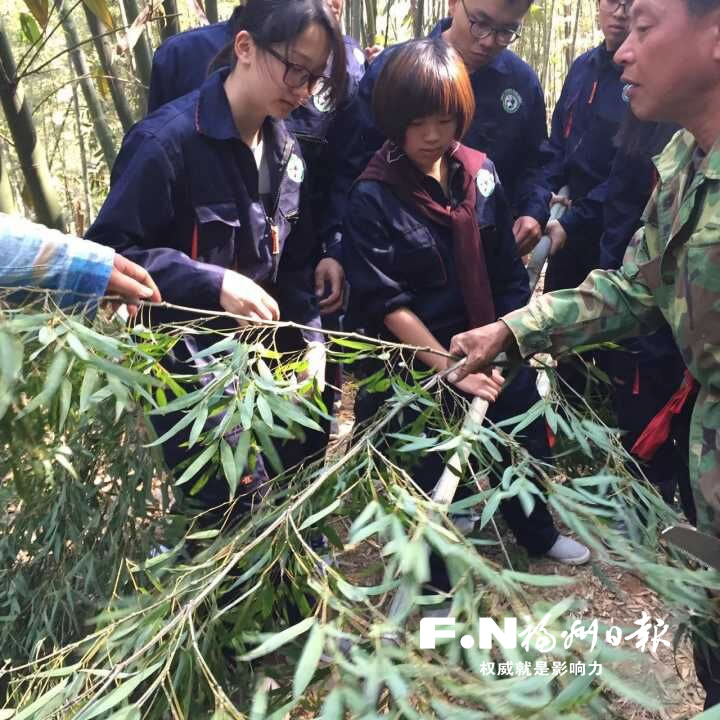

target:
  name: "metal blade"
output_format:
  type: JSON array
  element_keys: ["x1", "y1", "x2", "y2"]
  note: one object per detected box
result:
[{"x1": 662, "y1": 525, "x2": 720, "y2": 571}]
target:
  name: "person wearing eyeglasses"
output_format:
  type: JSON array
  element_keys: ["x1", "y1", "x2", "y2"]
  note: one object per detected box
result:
[
  {"x1": 86, "y1": 0, "x2": 347, "y2": 517},
  {"x1": 147, "y1": 0, "x2": 366, "y2": 317},
  {"x1": 338, "y1": 0, "x2": 552, "y2": 258}
]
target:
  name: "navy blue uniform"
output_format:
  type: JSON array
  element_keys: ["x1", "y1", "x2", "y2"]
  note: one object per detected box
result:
[
  {"x1": 148, "y1": 13, "x2": 366, "y2": 260},
  {"x1": 337, "y1": 18, "x2": 552, "y2": 245},
  {"x1": 87, "y1": 69, "x2": 321, "y2": 508},
  {"x1": 598, "y1": 125, "x2": 695, "y2": 523},
  {"x1": 544, "y1": 44, "x2": 628, "y2": 291},
  {"x1": 343, "y1": 156, "x2": 558, "y2": 554}
]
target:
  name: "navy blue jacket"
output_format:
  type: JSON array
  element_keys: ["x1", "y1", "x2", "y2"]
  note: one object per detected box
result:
[
  {"x1": 148, "y1": 17, "x2": 366, "y2": 260},
  {"x1": 343, "y1": 155, "x2": 529, "y2": 349},
  {"x1": 87, "y1": 69, "x2": 321, "y2": 342},
  {"x1": 545, "y1": 44, "x2": 627, "y2": 241},
  {"x1": 598, "y1": 126, "x2": 681, "y2": 360},
  {"x1": 338, "y1": 20, "x2": 552, "y2": 237}
]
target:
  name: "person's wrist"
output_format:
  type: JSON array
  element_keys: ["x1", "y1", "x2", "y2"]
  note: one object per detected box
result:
[{"x1": 494, "y1": 321, "x2": 513, "y2": 355}]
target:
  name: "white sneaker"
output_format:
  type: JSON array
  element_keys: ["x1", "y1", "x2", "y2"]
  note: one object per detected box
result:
[{"x1": 545, "y1": 535, "x2": 591, "y2": 565}]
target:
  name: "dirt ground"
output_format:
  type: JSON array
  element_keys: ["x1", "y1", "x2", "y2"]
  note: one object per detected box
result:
[{"x1": 326, "y1": 384, "x2": 705, "y2": 720}]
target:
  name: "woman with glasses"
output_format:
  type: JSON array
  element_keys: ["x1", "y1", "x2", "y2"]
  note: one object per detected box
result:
[
  {"x1": 86, "y1": 0, "x2": 347, "y2": 516},
  {"x1": 148, "y1": 0, "x2": 367, "y2": 316}
]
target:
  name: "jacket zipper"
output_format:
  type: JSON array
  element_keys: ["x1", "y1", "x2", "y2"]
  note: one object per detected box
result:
[
  {"x1": 291, "y1": 131, "x2": 328, "y2": 146},
  {"x1": 269, "y1": 138, "x2": 295, "y2": 282}
]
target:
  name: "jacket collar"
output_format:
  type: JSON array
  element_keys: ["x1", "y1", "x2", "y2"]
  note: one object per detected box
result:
[
  {"x1": 654, "y1": 129, "x2": 720, "y2": 184},
  {"x1": 195, "y1": 68, "x2": 240, "y2": 140},
  {"x1": 194, "y1": 68, "x2": 295, "y2": 159},
  {"x1": 590, "y1": 42, "x2": 622, "y2": 74}
]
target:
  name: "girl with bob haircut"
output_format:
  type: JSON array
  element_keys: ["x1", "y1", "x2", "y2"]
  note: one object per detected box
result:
[
  {"x1": 343, "y1": 38, "x2": 590, "y2": 571},
  {"x1": 87, "y1": 0, "x2": 347, "y2": 517}
]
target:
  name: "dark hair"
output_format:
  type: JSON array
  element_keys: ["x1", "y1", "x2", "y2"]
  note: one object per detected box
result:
[
  {"x1": 614, "y1": 110, "x2": 679, "y2": 158},
  {"x1": 371, "y1": 38, "x2": 476, "y2": 146},
  {"x1": 209, "y1": 0, "x2": 347, "y2": 106},
  {"x1": 688, "y1": 0, "x2": 720, "y2": 14}
]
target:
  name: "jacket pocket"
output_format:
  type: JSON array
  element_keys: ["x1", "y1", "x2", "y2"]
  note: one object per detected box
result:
[
  {"x1": 193, "y1": 203, "x2": 242, "y2": 266},
  {"x1": 636, "y1": 255, "x2": 663, "y2": 292},
  {"x1": 392, "y1": 224, "x2": 447, "y2": 287}
]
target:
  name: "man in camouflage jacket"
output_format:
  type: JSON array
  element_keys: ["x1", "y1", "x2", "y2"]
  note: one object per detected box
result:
[{"x1": 448, "y1": 0, "x2": 720, "y2": 707}]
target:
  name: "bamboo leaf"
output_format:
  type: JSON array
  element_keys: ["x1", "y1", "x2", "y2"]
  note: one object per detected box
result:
[
  {"x1": 186, "y1": 529, "x2": 220, "y2": 540},
  {"x1": 79, "y1": 366, "x2": 99, "y2": 412},
  {"x1": 81, "y1": 0, "x2": 114, "y2": 30},
  {"x1": 239, "y1": 617, "x2": 314, "y2": 661},
  {"x1": 293, "y1": 622, "x2": 325, "y2": 698},
  {"x1": 58, "y1": 378, "x2": 72, "y2": 431},
  {"x1": 91, "y1": 356, "x2": 160, "y2": 388},
  {"x1": 256, "y1": 394, "x2": 274, "y2": 428},
  {"x1": 188, "y1": 402, "x2": 209, "y2": 449},
  {"x1": 20, "y1": 12, "x2": 42, "y2": 43},
  {"x1": 233, "y1": 429, "x2": 251, "y2": 471},
  {"x1": 332, "y1": 337, "x2": 377, "y2": 351},
  {"x1": 299, "y1": 498, "x2": 341, "y2": 530},
  {"x1": 22, "y1": 0, "x2": 49, "y2": 28},
  {"x1": 18, "y1": 349, "x2": 68, "y2": 417},
  {"x1": 254, "y1": 425, "x2": 283, "y2": 475},
  {"x1": 220, "y1": 438, "x2": 239, "y2": 497},
  {"x1": 104, "y1": 708, "x2": 141, "y2": 720},
  {"x1": 175, "y1": 442, "x2": 218, "y2": 486},
  {"x1": 75, "y1": 662, "x2": 162, "y2": 719},
  {"x1": 65, "y1": 331, "x2": 90, "y2": 360}
]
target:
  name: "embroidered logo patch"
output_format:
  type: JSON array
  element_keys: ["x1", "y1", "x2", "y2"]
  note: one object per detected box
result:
[
  {"x1": 313, "y1": 86, "x2": 333, "y2": 113},
  {"x1": 501, "y1": 88, "x2": 522, "y2": 114},
  {"x1": 287, "y1": 154, "x2": 305, "y2": 183},
  {"x1": 476, "y1": 169, "x2": 496, "y2": 198},
  {"x1": 353, "y1": 47, "x2": 366, "y2": 66}
]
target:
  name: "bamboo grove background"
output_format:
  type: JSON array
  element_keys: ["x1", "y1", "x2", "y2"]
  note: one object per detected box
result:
[{"x1": 0, "y1": 0, "x2": 602, "y2": 237}]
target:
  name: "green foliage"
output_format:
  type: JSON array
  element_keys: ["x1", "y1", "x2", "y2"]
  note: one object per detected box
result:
[{"x1": 0, "y1": 296, "x2": 714, "y2": 718}]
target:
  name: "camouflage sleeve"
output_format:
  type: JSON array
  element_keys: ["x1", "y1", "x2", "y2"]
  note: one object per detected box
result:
[{"x1": 502, "y1": 228, "x2": 666, "y2": 358}]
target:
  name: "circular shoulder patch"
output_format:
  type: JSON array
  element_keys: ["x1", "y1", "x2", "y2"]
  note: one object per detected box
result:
[
  {"x1": 287, "y1": 154, "x2": 305, "y2": 183},
  {"x1": 313, "y1": 86, "x2": 333, "y2": 113},
  {"x1": 353, "y1": 46, "x2": 366, "y2": 66},
  {"x1": 501, "y1": 88, "x2": 523, "y2": 114},
  {"x1": 476, "y1": 168, "x2": 496, "y2": 198}
]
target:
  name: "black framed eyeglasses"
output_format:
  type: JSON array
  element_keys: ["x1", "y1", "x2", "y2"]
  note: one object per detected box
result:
[
  {"x1": 460, "y1": 0, "x2": 522, "y2": 46},
  {"x1": 602, "y1": 0, "x2": 632, "y2": 13},
  {"x1": 263, "y1": 45, "x2": 333, "y2": 97}
]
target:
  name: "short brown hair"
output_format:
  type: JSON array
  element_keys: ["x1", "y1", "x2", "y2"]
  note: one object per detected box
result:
[{"x1": 372, "y1": 38, "x2": 476, "y2": 146}]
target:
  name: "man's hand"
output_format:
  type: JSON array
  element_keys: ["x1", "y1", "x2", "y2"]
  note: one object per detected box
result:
[
  {"x1": 448, "y1": 320, "x2": 514, "y2": 382},
  {"x1": 546, "y1": 219, "x2": 568, "y2": 255},
  {"x1": 315, "y1": 258, "x2": 345, "y2": 314},
  {"x1": 364, "y1": 44, "x2": 382, "y2": 63},
  {"x1": 513, "y1": 216, "x2": 542, "y2": 256},
  {"x1": 107, "y1": 254, "x2": 161, "y2": 316},
  {"x1": 451, "y1": 367, "x2": 505, "y2": 402},
  {"x1": 220, "y1": 270, "x2": 280, "y2": 322}
]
